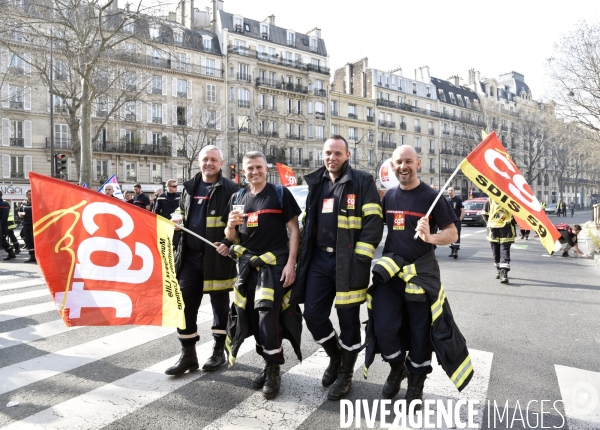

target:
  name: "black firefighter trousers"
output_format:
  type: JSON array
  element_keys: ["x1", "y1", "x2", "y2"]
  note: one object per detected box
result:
[{"x1": 177, "y1": 250, "x2": 230, "y2": 345}]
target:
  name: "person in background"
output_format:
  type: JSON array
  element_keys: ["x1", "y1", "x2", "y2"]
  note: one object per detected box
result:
[
  {"x1": 446, "y1": 187, "x2": 464, "y2": 259},
  {"x1": 124, "y1": 191, "x2": 134, "y2": 204},
  {"x1": 18, "y1": 190, "x2": 35, "y2": 263},
  {"x1": 570, "y1": 201, "x2": 575, "y2": 217},
  {"x1": 0, "y1": 191, "x2": 16, "y2": 261},
  {"x1": 6, "y1": 205, "x2": 20, "y2": 254},
  {"x1": 483, "y1": 199, "x2": 515, "y2": 284},
  {"x1": 104, "y1": 185, "x2": 117, "y2": 197},
  {"x1": 560, "y1": 224, "x2": 589, "y2": 258},
  {"x1": 155, "y1": 179, "x2": 182, "y2": 249},
  {"x1": 132, "y1": 184, "x2": 151, "y2": 210}
]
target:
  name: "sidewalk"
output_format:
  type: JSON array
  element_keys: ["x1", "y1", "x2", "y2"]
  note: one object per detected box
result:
[{"x1": 582, "y1": 221, "x2": 600, "y2": 269}]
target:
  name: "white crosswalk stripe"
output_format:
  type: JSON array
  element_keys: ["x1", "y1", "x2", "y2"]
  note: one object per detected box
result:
[
  {"x1": 0, "y1": 278, "x2": 47, "y2": 292},
  {"x1": 1, "y1": 271, "x2": 598, "y2": 430}
]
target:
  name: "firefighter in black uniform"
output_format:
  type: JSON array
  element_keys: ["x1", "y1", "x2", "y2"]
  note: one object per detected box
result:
[
  {"x1": 371, "y1": 145, "x2": 458, "y2": 407},
  {"x1": 219, "y1": 151, "x2": 301, "y2": 400},
  {"x1": 0, "y1": 191, "x2": 16, "y2": 260},
  {"x1": 165, "y1": 146, "x2": 239, "y2": 376},
  {"x1": 18, "y1": 190, "x2": 35, "y2": 263},
  {"x1": 483, "y1": 199, "x2": 515, "y2": 284},
  {"x1": 294, "y1": 135, "x2": 383, "y2": 401},
  {"x1": 446, "y1": 186, "x2": 464, "y2": 259},
  {"x1": 154, "y1": 179, "x2": 182, "y2": 250}
]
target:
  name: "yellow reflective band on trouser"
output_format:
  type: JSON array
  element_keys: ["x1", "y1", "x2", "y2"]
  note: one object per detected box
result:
[
  {"x1": 399, "y1": 263, "x2": 417, "y2": 283},
  {"x1": 335, "y1": 288, "x2": 367, "y2": 306},
  {"x1": 363, "y1": 365, "x2": 369, "y2": 379},
  {"x1": 451, "y1": 355, "x2": 474, "y2": 390},
  {"x1": 405, "y1": 282, "x2": 425, "y2": 295},
  {"x1": 431, "y1": 285, "x2": 447, "y2": 323},
  {"x1": 256, "y1": 287, "x2": 275, "y2": 302},
  {"x1": 354, "y1": 241, "x2": 375, "y2": 259},
  {"x1": 234, "y1": 287, "x2": 247, "y2": 309},
  {"x1": 338, "y1": 216, "x2": 362, "y2": 230},
  {"x1": 282, "y1": 289, "x2": 292, "y2": 311},
  {"x1": 206, "y1": 217, "x2": 226, "y2": 228},
  {"x1": 226, "y1": 336, "x2": 235, "y2": 366},
  {"x1": 377, "y1": 257, "x2": 401, "y2": 278},
  {"x1": 362, "y1": 203, "x2": 383, "y2": 218},
  {"x1": 366, "y1": 293, "x2": 373, "y2": 310},
  {"x1": 203, "y1": 278, "x2": 236, "y2": 292}
]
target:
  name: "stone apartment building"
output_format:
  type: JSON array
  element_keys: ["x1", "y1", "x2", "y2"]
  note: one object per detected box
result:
[{"x1": 0, "y1": 3, "x2": 225, "y2": 195}]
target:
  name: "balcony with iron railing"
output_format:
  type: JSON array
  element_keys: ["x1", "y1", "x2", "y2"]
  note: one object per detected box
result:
[
  {"x1": 10, "y1": 172, "x2": 25, "y2": 179},
  {"x1": 8, "y1": 66, "x2": 24, "y2": 75},
  {"x1": 331, "y1": 110, "x2": 338, "y2": 117},
  {"x1": 238, "y1": 100, "x2": 250, "y2": 109},
  {"x1": 442, "y1": 130, "x2": 450, "y2": 135},
  {"x1": 152, "y1": 116, "x2": 162, "y2": 123},
  {"x1": 400, "y1": 122, "x2": 407, "y2": 130},
  {"x1": 367, "y1": 115, "x2": 374, "y2": 123},
  {"x1": 258, "y1": 131, "x2": 279, "y2": 138},
  {"x1": 429, "y1": 149, "x2": 435, "y2": 154},
  {"x1": 442, "y1": 167, "x2": 455, "y2": 174},
  {"x1": 236, "y1": 73, "x2": 252, "y2": 83},
  {"x1": 251, "y1": 47, "x2": 330, "y2": 75},
  {"x1": 10, "y1": 101, "x2": 23, "y2": 110},
  {"x1": 285, "y1": 133, "x2": 304, "y2": 141},
  {"x1": 46, "y1": 138, "x2": 73, "y2": 150},
  {"x1": 151, "y1": 87, "x2": 162, "y2": 94},
  {"x1": 93, "y1": 141, "x2": 171, "y2": 156},
  {"x1": 429, "y1": 168, "x2": 436, "y2": 174},
  {"x1": 379, "y1": 120, "x2": 395, "y2": 128},
  {"x1": 315, "y1": 112, "x2": 326, "y2": 120},
  {"x1": 510, "y1": 127, "x2": 518, "y2": 134},
  {"x1": 314, "y1": 88, "x2": 327, "y2": 97},
  {"x1": 440, "y1": 148, "x2": 453, "y2": 155},
  {"x1": 501, "y1": 125, "x2": 508, "y2": 131},
  {"x1": 238, "y1": 126, "x2": 251, "y2": 134},
  {"x1": 10, "y1": 138, "x2": 24, "y2": 147},
  {"x1": 428, "y1": 128, "x2": 435, "y2": 135},
  {"x1": 177, "y1": 91, "x2": 187, "y2": 99},
  {"x1": 348, "y1": 113, "x2": 358, "y2": 120},
  {"x1": 415, "y1": 147, "x2": 422, "y2": 153},
  {"x1": 378, "y1": 140, "x2": 396, "y2": 149},
  {"x1": 414, "y1": 125, "x2": 422, "y2": 133}
]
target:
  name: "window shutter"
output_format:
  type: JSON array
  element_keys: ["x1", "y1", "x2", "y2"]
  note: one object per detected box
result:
[
  {"x1": 187, "y1": 106, "x2": 193, "y2": 128},
  {"x1": 172, "y1": 78, "x2": 177, "y2": 97},
  {"x1": 162, "y1": 76, "x2": 167, "y2": 96},
  {"x1": 147, "y1": 73, "x2": 152, "y2": 94},
  {"x1": 172, "y1": 133, "x2": 178, "y2": 157},
  {"x1": 23, "y1": 87, "x2": 31, "y2": 111},
  {"x1": 23, "y1": 120, "x2": 32, "y2": 148},
  {"x1": 136, "y1": 101, "x2": 142, "y2": 122},
  {"x1": 201, "y1": 57, "x2": 206, "y2": 71},
  {"x1": 122, "y1": 161, "x2": 126, "y2": 181},
  {"x1": 120, "y1": 129, "x2": 126, "y2": 142},
  {"x1": 2, "y1": 154, "x2": 9, "y2": 178},
  {"x1": 24, "y1": 155, "x2": 32, "y2": 179},
  {"x1": 1, "y1": 85, "x2": 8, "y2": 108},
  {"x1": 172, "y1": 105, "x2": 177, "y2": 125},
  {"x1": 107, "y1": 161, "x2": 112, "y2": 176},
  {"x1": 149, "y1": 162, "x2": 153, "y2": 182},
  {"x1": 67, "y1": 157, "x2": 72, "y2": 180},
  {"x1": 200, "y1": 109, "x2": 208, "y2": 126},
  {"x1": 107, "y1": 97, "x2": 114, "y2": 118},
  {"x1": 147, "y1": 102, "x2": 152, "y2": 123},
  {"x1": 162, "y1": 103, "x2": 168, "y2": 125},
  {"x1": 185, "y1": 54, "x2": 191, "y2": 72},
  {"x1": 187, "y1": 80, "x2": 192, "y2": 99},
  {"x1": 136, "y1": 161, "x2": 139, "y2": 182},
  {"x1": 0, "y1": 50, "x2": 6, "y2": 73},
  {"x1": 1, "y1": 118, "x2": 9, "y2": 146},
  {"x1": 136, "y1": 72, "x2": 142, "y2": 91},
  {"x1": 92, "y1": 159, "x2": 97, "y2": 179}
]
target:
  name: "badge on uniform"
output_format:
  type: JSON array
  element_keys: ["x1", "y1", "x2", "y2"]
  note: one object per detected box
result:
[
  {"x1": 322, "y1": 198, "x2": 334, "y2": 213},
  {"x1": 347, "y1": 194, "x2": 356, "y2": 210},
  {"x1": 393, "y1": 212, "x2": 405, "y2": 230},
  {"x1": 210, "y1": 210, "x2": 216, "y2": 215},
  {"x1": 247, "y1": 212, "x2": 259, "y2": 227}
]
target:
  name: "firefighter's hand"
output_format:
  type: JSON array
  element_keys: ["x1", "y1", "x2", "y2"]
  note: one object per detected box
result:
[
  {"x1": 215, "y1": 242, "x2": 230, "y2": 257},
  {"x1": 227, "y1": 210, "x2": 244, "y2": 228},
  {"x1": 416, "y1": 217, "x2": 431, "y2": 242},
  {"x1": 281, "y1": 262, "x2": 296, "y2": 288}
]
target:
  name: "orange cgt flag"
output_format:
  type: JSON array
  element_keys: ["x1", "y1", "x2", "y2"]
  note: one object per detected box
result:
[
  {"x1": 276, "y1": 162, "x2": 297, "y2": 187},
  {"x1": 31, "y1": 173, "x2": 185, "y2": 328},
  {"x1": 459, "y1": 132, "x2": 561, "y2": 253}
]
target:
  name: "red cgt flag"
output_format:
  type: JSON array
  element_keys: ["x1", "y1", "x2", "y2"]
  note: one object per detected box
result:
[
  {"x1": 276, "y1": 162, "x2": 297, "y2": 187},
  {"x1": 31, "y1": 173, "x2": 185, "y2": 328},
  {"x1": 459, "y1": 132, "x2": 561, "y2": 253}
]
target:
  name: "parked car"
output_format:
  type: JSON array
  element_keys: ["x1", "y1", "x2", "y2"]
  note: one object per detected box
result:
[
  {"x1": 544, "y1": 203, "x2": 557, "y2": 215},
  {"x1": 287, "y1": 185, "x2": 309, "y2": 228},
  {"x1": 462, "y1": 198, "x2": 488, "y2": 226}
]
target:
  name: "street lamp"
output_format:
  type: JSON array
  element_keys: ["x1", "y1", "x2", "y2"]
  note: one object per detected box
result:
[
  {"x1": 237, "y1": 116, "x2": 252, "y2": 183},
  {"x1": 353, "y1": 131, "x2": 373, "y2": 169}
]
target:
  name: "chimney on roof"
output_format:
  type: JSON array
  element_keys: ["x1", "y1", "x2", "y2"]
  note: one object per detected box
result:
[
  {"x1": 307, "y1": 27, "x2": 321, "y2": 39},
  {"x1": 448, "y1": 75, "x2": 460, "y2": 87},
  {"x1": 268, "y1": 14, "x2": 275, "y2": 26},
  {"x1": 476, "y1": 70, "x2": 480, "y2": 82},
  {"x1": 468, "y1": 68, "x2": 475, "y2": 84}
]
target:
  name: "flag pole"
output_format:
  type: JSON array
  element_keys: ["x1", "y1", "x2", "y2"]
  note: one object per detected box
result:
[
  {"x1": 413, "y1": 164, "x2": 463, "y2": 240},
  {"x1": 173, "y1": 223, "x2": 236, "y2": 260}
]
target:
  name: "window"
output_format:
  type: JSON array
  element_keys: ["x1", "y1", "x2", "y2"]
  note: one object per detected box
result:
[
  {"x1": 438, "y1": 89, "x2": 446, "y2": 102},
  {"x1": 125, "y1": 130, "x2": 135, "y2": 144},
  {"x1": 173, "y1": 31, "x2": 183, "y2": 45},
  {"x1": 308, "y1": 124, "x2": 313, "y2": 138},
  {"x1": 349, "y1": 127, "x2": 358, "y2": 141},
  {"x1": 316, "y1": 125, "x2": 324, "y2": 140},
  {"x1": 229, "y1": 87, "x2": 235, "y2": 101},
  {"x1": 310, "y1": 37, "x2": 318, "y2": 52},
  {"x1": 331, "y1": 125, "x2": 338, "y2": 135},
  {"x1": 54, "y1": 124, "x2": 68, "y2": 147},
  {"x1": 151, "y1": 103, "x2": 162, "y2": 123},
  {"x1": 152, "y1": 76, "x2": 162, "y2": 94},
  {"x1": 176, "y1": 79, "x2": 187, "y2": 98},
  {"x1": 202, "y1": 37, "x2": 212, "y2": 51},
  {"x1": 270, "y1": 95, "x2": 276, "y2": 109},
  {"x1": 449, "y1": 93, "x2": 456, "y2": 103},
  {"x1": 149, "y1": 27, "x2": 160, "y2": 40},
  {"x1": 10, "y1": 120, "x2": 22, "y2": 146},
  {"x1": 95, "y1": 160, "x2": 109, "y2": 181},
  {"x1": 331, "y1": 100, "x2": 338, "y2": 115},
  {"x1": 308, "y1": 101, "x2": 313, "y2": 114},
  {"x1": 123, "y1": 22, "x2": 134, "y2": 33},
  {"x1": 124, "y1": 101, "x2": 136, "y2": 121},
  {"x1": 287, "y1": 31, "x2": 295, "y2": 46},
  {"x1": 10, "y1": 156, "x2": 24, "y2": 178},
  {"x1": 176, "y1": 106, "x2": 187, "y2": 126},
  {"x1": 415, "y1": 137, "x2": 421, "y2": 149},
  {"x1": 238, "y1": 88, "x2": 250, "y2": 108},
  {"x1": 205, "y1": 59, "x2": 215, "y2": 76},
  {"x1": 151, "y1": 163, "x2": 163, "y2": 183},
  {"x1": 54, "y1": 61, "x2": 68, "y2": 81},
  {"x1": 125, "y1": 162, "x2": 137, "y2": 181},
  {"x1": 206, "y1": 84, "x2": 216, "y2": 103},
  {"x1": 261, "y1": 24, "x2": 269, "y2": 39},
  {"x1": 348, "y1": 105, "x2": 357, "y2": 115}
]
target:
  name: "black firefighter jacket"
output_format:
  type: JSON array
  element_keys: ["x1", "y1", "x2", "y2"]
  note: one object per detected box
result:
[
  {"x1": 225, "y1": 246, "x2": 302, "y2": 366},
  {"x1": 364, "y1": 251, "x2": 474, "y2": 392},
  {"x1": 293, "y1": 162, "x2": 383, "y2": 308},
  {"x1": 174, "y1": 171, "x2": 238, "y2": 293}
]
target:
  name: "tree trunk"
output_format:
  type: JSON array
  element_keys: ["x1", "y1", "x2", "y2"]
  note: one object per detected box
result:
[
  {"x1": 69, "y1": 112, "x2": 81, "y2": 182},
  {"x1": 80, "y1": 80, "x2": 92, "y2": 185}
]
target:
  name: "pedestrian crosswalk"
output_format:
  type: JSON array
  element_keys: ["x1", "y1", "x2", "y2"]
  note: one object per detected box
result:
[{"x1": 1, "y1": 270, "x2": 598, "y2": 429}]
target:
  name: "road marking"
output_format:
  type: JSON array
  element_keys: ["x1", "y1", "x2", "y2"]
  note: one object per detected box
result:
[
  {"x1": 0, "y1": 302, "x2": 57, "y2": 323},
  {"x1": 202, "y1": 347, "x2": 366, "y2": 430},
  {"x1": 0, "y1": 304, "x2": 213, "y2": 395},
  {"x1": 0, "y1": 319, "x2": 83, "y2": 349},
  {"x1": 1, "y1": 336, "x2": 256, "y2": 430},
  {"x1": 0, "y1": 278, "x2": 47, "y2": 292},
  {"x1": 0, "y1": 289, "x2": 48, "y2": 305},
  {"x1": 556, "y1": 365, "x2": 600, "y2": 430},
  {"x1": 512, "y1": 244, "x2": 528, "y2": 250},
  {"x1": 0, "y1": 276, "x2": 23, "y2": 282}
]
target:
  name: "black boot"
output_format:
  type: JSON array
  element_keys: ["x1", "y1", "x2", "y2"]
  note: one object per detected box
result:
[
  {"x1": 165, "y1": 342, "x2": 199, "y2": 375},
  {"x1": 499, "y1": 269, "x2": 509, "y2": 284},
  {"x1": 25, "y1": 252, "x2": 36, "y2": 263},
  {"x1": 262, "y1": 363, "x2": 281, "y2": 400},
  {"x1": 252, "y1": 361, "x2": 268, "y2": 389},
  {"x1": 405, "y1": 372, "x2": 427, "y2": 412},
  {"x1": 202, "y1": 337, "x2": 226, "y2": 371},
  {"x1": 495, "y1": 268, "x2": 500, "y2": 279},
  {"x1": 382, "y1": 361, "x2": 407, "y2": 399},
  {"x1": 327, "y1": 349, "x2": 358, "y2": 401},
  {"x1": 13, "y1": 243, "x2": 20, "y2": 254},
  {"x1": 320, "y1": 335, "x2": 342, "y2": 387},
  {"x1": 3, "y1": 250, "x2": 16, "y2": 260},
  {"x1": 453, "y1": 250, "x2": 458, "y2": 259}
]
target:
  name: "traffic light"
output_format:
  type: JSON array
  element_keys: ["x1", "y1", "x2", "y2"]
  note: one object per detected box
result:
[
  {"x1": 55, "y1": 153, "x2": 67, "y2": 178},
  {"x1": 230, "y1": 163, "x2": 236, "y2": 179}
]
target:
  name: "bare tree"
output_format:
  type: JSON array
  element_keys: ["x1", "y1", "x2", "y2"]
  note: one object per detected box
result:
[{"x1": 0, "y1": 0, "x2": 166, "y2": 184}]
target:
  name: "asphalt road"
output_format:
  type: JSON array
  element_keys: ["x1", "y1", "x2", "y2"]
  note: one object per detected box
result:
[{"x1": 0, "y1": 212, "x2": 598, "y2": 430}]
